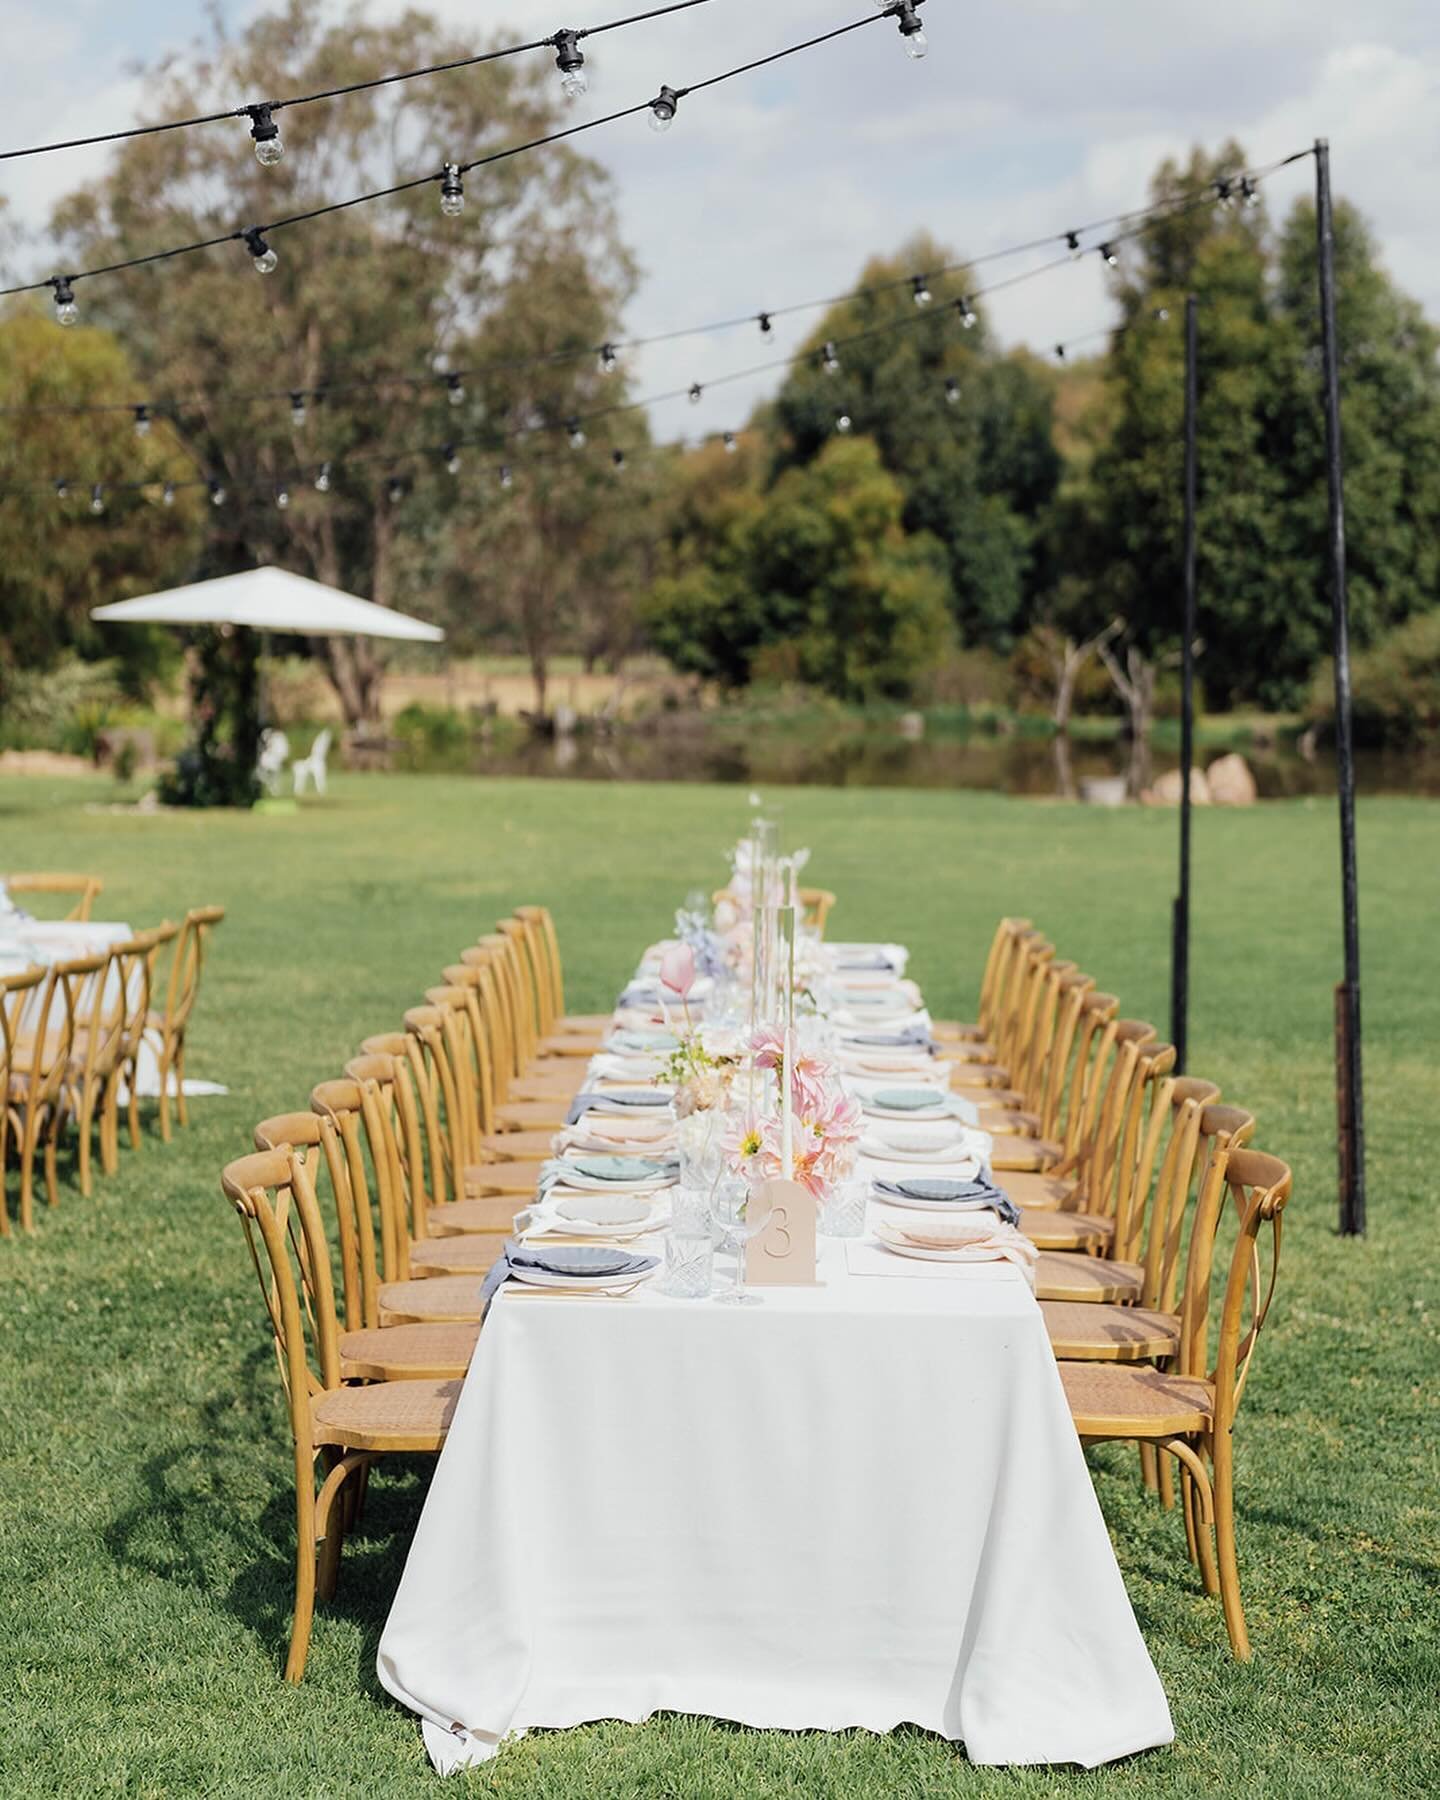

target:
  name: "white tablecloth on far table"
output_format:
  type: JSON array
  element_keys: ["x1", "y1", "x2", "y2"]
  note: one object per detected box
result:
[{"x1": 377, "y1": 1238, "x2": 1173, "y2": 1771}]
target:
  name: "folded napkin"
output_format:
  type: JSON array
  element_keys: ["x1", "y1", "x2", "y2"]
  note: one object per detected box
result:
[
  {"x1": 872, "y1": 1214, "x2": 1038, "y2": 1287},
  {"x1": 827, "y1": 941, "x2": 909, "y2": 976},
  {"x1": 516, "y1": 1193, "x2": 670, "y2": 1241},
  {"x1": 564, "y1": 1090, "x2": 674, "y2": 1128},
  {"x1": 838, "y1": 1050, "x2": 939, "y2": 1078},
  {"x1": 586, "y1": 1052, "x2": 670, "y2": 1086},
  {"x1": 538, "y1": 1154, "x2": 678, "y2": 1195},
  {"x1": 838, "y1": 1023, "x2": 935, "y2": 1051},
  {"x1": 607, "y1": 1027, "x2": 681, "y2": 1054},
  {"x1": 870, "y1": 1174, "x2": 1019, "y2": 1227},
  {"x1": 552, "y1": 1116, "x2": 678, "y2": 1156},
  {"x1": 617, "y1": 974, "x2": 715, "y2": 1009},
  {"x1": 481, "y1": 1239, "x2": 660, "y2": 1313}
]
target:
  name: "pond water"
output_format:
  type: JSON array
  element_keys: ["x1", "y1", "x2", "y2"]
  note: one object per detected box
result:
[{"x1": 446, "y1": 723, "x2": 1438, "y2": 798}]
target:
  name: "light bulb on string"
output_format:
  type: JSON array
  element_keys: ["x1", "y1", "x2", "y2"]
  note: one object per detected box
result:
[
  {"x1": 1054, "y1": 343, "x2": 1067, "y2": 362},
  {"x1": 757, "y1": 312, "x2": 773, "y2": 336},
  {"x1": 955, "y1": 297, "x2": 977, "y2": 329},
  {"x1": 648, "y1": 85, "x2": 680, "y2": 132},
  {"x1": 911, "y1": 275, "x2": 932, "y2": 307},
  {"x1": 1066, "y1": 231, "x2": 1081, "y2": 259},
  {"x1": 1238, "y1": 176, "x2": 1259, "y2": 208},
  {"x1": 835, "y1": 412, "x2": 852, "y2": 434},
  {"x1": 54, "y1": 479, "x2": 69, "y2": 500},
  {"x1": 1153, "y1": 306, "x2": 1171, "y2": 323},
  {"x1": 446, "y1": 373, "x2": 465, "y2": 408},
  {"x1": 208, "y1": 478, "x2": 226, "y2": 507},
  {"x1": 289, "y1": 391, "x2": 307, "y2": 429},
  {"x1": 553, "y1": 30, "x2": 588, "y2": 101},
  {"x1": 1216, "y1": 178, "x2": 1234, "y2": 209},
  {"x1": 246, "y1": 103, "x2": 284, "y2": 166},
  {"x1": 314, "y1": 461, "x2": 332, "y2": 493},
  {"x1": 387, "y1": 477, "x2": 404, "y2": 505},
  {"x1": 275, "y1": 483, "x2": 290, "y2": 510},
  {"x1": 162, "y1": 482, "x2": 175, "y2": 506},
  {"x1": 612, "y1": 448, "x2": 626, "y2": 473},
  {"x1": 50, "y1": 277, "x2": 79, "y2": 326},
  {"x1": 892, "y1": 1, "x2": 928, "y2": 58},
  {"x1": 243, "y1": 227, "x2": 278, "y2": 274},
  {"x1": 567, "y1": 419, "x2": 586, "y2": 449},
  {"x1": 598, "y1": 343, "x2": 618, "y2": 375},
  {"x1": 688, "y1": 382, "x2": 703, "y2": 404},
  {"x1": 1099, "y1": 243, "x2": 1118, "y2": 268},
  {"x1": 89, "y1": 484, "x2": 104, "y2": 515},
  {"x1": 440, "y1": 163, "x2": 465, "y2": 218},
  {"x1": 442, "y1": 444, "x2": 461, "y2": 475},
  {"x1": 821, "y1": 341, "x2": 841, "y2": 375},
  {"x1": 723, "y1": 431, "x2": 738, "y2": 454},
  {"x1": 132, "y1": 405, "x2": 151, "y2": 439},
  {"x1": 499, "y1": 464, "x2": 514, "y2": 490},
  {"x1": 944, "y1": 377, "x2": 960, "y2": 404}
]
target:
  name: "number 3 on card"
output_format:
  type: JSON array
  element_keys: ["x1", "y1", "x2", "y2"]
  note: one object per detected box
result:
[{"x1": 745, "y1": 1177, "x2": 818, "y2": 1286}]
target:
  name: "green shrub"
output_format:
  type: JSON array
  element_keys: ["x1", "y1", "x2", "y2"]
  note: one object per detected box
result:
[{"x1": 1306, "y1": 610, "x2": 1440, "y2": 746}]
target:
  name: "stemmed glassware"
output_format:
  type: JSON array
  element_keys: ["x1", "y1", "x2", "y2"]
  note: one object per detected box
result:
[{"x1": 711, "y1": 1177, "x2": 764, "y2": 1305}]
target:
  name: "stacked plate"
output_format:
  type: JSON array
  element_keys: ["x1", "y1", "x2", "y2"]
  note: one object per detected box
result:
[{"x1": 506, "y1": 1243, "x2": 660, "y2": 1293}]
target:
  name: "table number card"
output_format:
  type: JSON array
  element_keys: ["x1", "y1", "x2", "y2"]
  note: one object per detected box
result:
[{"x1": 745, "y1": 1176, "x2": 819, "y2": 1286}]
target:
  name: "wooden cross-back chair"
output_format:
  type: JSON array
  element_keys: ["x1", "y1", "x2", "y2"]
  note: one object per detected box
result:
[
  {"x1": 118, "y1": 921, "x2": 177, "y2": 1154},
  {"x1": 969, "y1": 957, "x2": 1090, "y2": 1135},
  {"x1": 933, "y1": 916, "x2": 1031, "y2": 1052},
  {"x1": 5, "y1": 871, "x2": 104, "y2": 921},
  {"x1": 1060, "y1": 1148, "x2": 1293, "y2": 1658},
  {"x1": 989, "y1": 1002, "x2": 1151, "y2": 1177},
  {"x1": 514, "y1": 903, "x2": 613, "y2": 1041},
  {"x1": 798, "y1": 887, "x2": 836, "y2": 936},
  {"x1": 57, "y1": 934, "x2": 155, "y2": 1197},
  {"x1": 1, "y1": 965, "x2": 45, "y2": 1234},
  {"x1": 221, "y1": 1144, "x2": 461, "y2": 1684},
  {"x1": 144, "y1": 904, "x2": 225, "y2": 1141},
  {"x1": 3, "y1": 953, "x2": 99, "y2": 1228},
  {"x1": 944, "y1": 929, "x2": 1054, "y2": 1094}
]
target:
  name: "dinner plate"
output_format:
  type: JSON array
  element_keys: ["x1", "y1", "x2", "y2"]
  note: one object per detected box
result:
[
  {"x1": 569, "y1": 1155, "x2": 668, "y2": 1183},
  {"x1": 595, "y1": 1090, "x2": 672, "y2": 1108},
  {"x1": 871, "y1": 1237, "x2": 995, "y2": 1263},
  {"x1": 554, "y1": 1193, "x2": 656, "y2": 1227},
  {"x1": 869, "y1": 1180, "x2": 1003, "y2": 1212},
  {"x1": 508, "y1": 1263, "x2": 660, "y2": 1293}
]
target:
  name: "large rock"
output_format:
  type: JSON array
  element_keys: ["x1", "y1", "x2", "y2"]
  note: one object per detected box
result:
[
  {"x1": 1146, "y1": 767, "x2": 1212, "y2": 806},
  {"x1": 1207, "y1": 752, "x2": 1258, "y2": 806}
]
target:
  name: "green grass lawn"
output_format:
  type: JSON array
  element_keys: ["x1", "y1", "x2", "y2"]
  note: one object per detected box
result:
[{"x1": 1, "y1": 772, "x2": 1436, "y2": 1798}]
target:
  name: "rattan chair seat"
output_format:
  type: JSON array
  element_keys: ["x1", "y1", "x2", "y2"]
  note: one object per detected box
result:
[
  {"x1": 1035, "y1": 1250, "x2": 1143, "y2": 1304},
  {"x1": 1019, "y1": 1207, "x2": 1113, "y2": 1250},
  {"x1": 539, "y1": 1034, "x2": 605, "y2": 1059},
  {"x1": 990, "y1": 1132, "x2": 1062, "y2": 1173},
  {"x1": 430, "y1": 1194, "x2": 526, "y2": 1235},
  {"x1": 409, "y1": 1233, "x2": 506, "y2": 1277},
  {"x1": 943, "y1": 1061, "x2": 1012, "y2": 1088},
  {"x1": 379, "y1": 1274, "x2": 486, "y2": 1324},
  {"x1": 1042, "y1": 1299, "x2": 1179, "y2": 1361},
  {"x1": 495, "y1": 1099, "x2": 569, "y2": 1133},
  {"x1": 312, "y1": 1376, "x2": 462, "y2": 1451},
  {"x1": 464, "y1": 1158, "x2": 550, "y2": 1197},
  {"x1": 477, "y1": 1130, "x2": 561, "y2": 1162},
  {"x1": 999, "y1": 1169, "x2": 1080, "y2": 1209},
  {"x1": 339, "y1": 1322, "x2": 479, "y2": 1382},
  {"x1": 1060, "y1": 1362, "x2": 1213, "y2": 1438}
]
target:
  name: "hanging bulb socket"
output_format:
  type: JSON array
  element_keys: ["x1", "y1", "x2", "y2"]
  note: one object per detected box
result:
[
  {"x1": 688, "y1": 382, "x2": 703, "y2": 404},
  {"x1": 758, "y1": 312, "x2": 773, "y2": 335},
  {"x1": 247, "y1": 103, "x2": 284, "y2": 166},
  {"x1": 387, "y1": 478, "x2": 404, "y2": 504},
  {"x1": 162, "y1": 482, "x2": 176, "y2": 506},
  {"x1": 54, "y1": 479, "x2": 69, "y2": 500},
  {"x1": 892, "y1": 0, "x2": 928, "y2": 58},
  {"x1": 648, "y1": 85, "x2": 680, "y2": 132},
  {"x1": 598, "y1": 342, "x2": 618, "y2": 375},
  {"x1": 243, "y1": 227, "x2": 278, "y2": 274},
  {"x1": 133, "y1": 405, "x2": 151, "y2": 439},
  {"x1": 835, "y1": 412, "x2": 853, "y2": 434},
  {"x1": 499, "y1": 463, "x2": 514, "y2": 490},
  {"x1": 1054, "y1": 343, "x2": 1067, "y2": 361},
  {"x1": 89, "y1": 484, "x2": 105, "y2": 515},
  {"x1": 911, "y1": 274, "x2": 932, "y2": 307},
  {"x1": 275, "y1": 484, "x2": 290, "y2": 510},
  {"x1": 944, "y1": 377, "x2": 960, "y2": 404},
  {"x1": 1216, "y1": 178, "x2": 1234, "y2": 208},
  {"x1": 442, "y1": 444, "x2": 461, "y2": 475},
  {"x1": 315, "y1": 461, "x2": 332, "y2": 493},
  {"x1": 1099, "y1": 242, "x2": 1118, "y2": 267},
  {"x1": 566, "y1": 418, "x2": 586, "y2": 449},
  {"x1": 289, "y1": 391, "x2": 307, "y2": 429},
  {"x1": 821, "y1": 341, "x2": 841, "y2": 374},
  {"x1": 955, "y1": 297, "x2": 977, "y2": 329},
  {"x1": 1066, "y1": 231, "x2": 1081, "y2": 258},
  {"x1": 50, "y1": 276, "x2": 79, "y2": 326},
  {"x1": 446, "y1": 373, "x2": 465, "y2": 408},
  {"x1": 612, "y1": 448, "x2": 626, "y2": 471},
  {"x1": 440, "y1": 163, "x2": 465, "y2": 218},
  {"x1": 553, "y1": 29, "x2": 588, "y2": 101},
  {"x1": 722, "y1": 431, "x2": 737, "y2": 454},
  {"x1": 208, "y1": 478, "x2": 226, "y2": 507},
  {"x1": 1238, "y1": 175, "x2": 1259, "y2": 208}
]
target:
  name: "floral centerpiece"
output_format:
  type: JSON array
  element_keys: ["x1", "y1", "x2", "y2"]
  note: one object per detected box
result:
[
  {"x1": 723, "y1": 1027, "x2": 861, "y2": 1202},
  {"x1": 655, "y1": 942, "x2": 739, "y2": 1119}
]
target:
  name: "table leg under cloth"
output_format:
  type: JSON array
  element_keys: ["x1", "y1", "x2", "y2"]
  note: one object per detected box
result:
[{"x1": 377, "y1": 1243, "x2": 1173, "y2": 1770}]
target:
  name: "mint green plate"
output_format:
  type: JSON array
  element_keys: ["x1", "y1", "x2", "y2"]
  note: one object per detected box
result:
[{"x1": 871, "y1": 1088, "x2": 946, "y2": 1111}]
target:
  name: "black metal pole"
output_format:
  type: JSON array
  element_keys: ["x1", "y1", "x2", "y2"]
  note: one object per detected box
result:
[
  {"x1": 1170, "y1": 293, "x2": 1199, "y2": 1073},
  {"x1": 1315, "y1": 137, "x2": 1366, "y2": 1236}
]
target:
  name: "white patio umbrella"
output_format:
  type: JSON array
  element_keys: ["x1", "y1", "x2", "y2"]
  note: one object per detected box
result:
[{"x1": 91, "y1": 566, "x2": 444, "y2": 641}]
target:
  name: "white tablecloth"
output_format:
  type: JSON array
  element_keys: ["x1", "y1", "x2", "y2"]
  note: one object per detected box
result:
[{"x1": 377, "y1": 1238, "x2": 1173, "y2": 1771}]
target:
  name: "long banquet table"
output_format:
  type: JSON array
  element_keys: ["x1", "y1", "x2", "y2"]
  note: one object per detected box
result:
[{"x1": 376, "y1": 926, "x2": 1174, "y2": 1771}]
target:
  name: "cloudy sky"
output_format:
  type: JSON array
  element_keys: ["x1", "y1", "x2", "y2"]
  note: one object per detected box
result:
[{"x1": 1, "y1": 0, "x2": 1436, "y2": 438}]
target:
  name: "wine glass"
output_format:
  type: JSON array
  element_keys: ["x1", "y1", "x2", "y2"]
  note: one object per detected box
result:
[{"x1": 711, "y1": 1177, "x2": 764, "y2": 1306}]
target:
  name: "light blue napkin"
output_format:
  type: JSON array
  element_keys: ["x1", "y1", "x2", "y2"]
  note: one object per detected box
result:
[{"x1": 564, "y1": 1090, "x2": 673, "y2": 1127}]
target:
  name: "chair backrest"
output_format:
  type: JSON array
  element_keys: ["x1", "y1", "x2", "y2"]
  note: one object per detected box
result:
[
  {"x1": 442, "y1": 964, "x2": 501, "y2": 1131},
  {"x1": 992, "y1": 933, "x2": 1054, "y2": 1071},
  {"x1": 498, "y1": 917, "x2": 549, "y2": 1042},
  {"x1": 15, "y1": 953, "x2": 103, "y2": 1097},
  {"x1": 6, "y1": 872, "x2": 104, "y2": 921},
  {"x1": 1035, "y1": 966, "x2": 1095, "y2": 1139},
  {"x1": 1128, "y1": 1087, "x2": 1246, "y2": 1311},
  {"x1": 1050, "y1": 989, "x2": 1121, "y2": 1163},
  {"x1": 0, "y1": 963, "x2": 46, "y2": 1085},
  {"x1": 120, "y1": 923, "x2": 177, "y2": 1070},
  {"x1": 405, "y1": 1002, "x2": 473, "y2": 1197},
  {"x1": 1206, "y1": 1149, "x2": 1293, "y2": 1433},
  {"x1": 222, "y1": 1145, "x2": 341, "y2": 1458},
  {"x1": 157, "y1": 905, "x2": 225, "y2": 1038},
  {"x1": 798, "y1": 888, "x2": 836, "y2": 935},
  {"x1": 483, "y1": 930, "x2": 536, "y2": 1070},
  {"x1": 515, "y1": 904, "x2": 567, "y2": 1023}
]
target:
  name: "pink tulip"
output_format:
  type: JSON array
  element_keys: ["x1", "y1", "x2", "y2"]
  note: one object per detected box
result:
[{"x1": 659, "y1": 942, "x2": 697, "y2": 998}]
